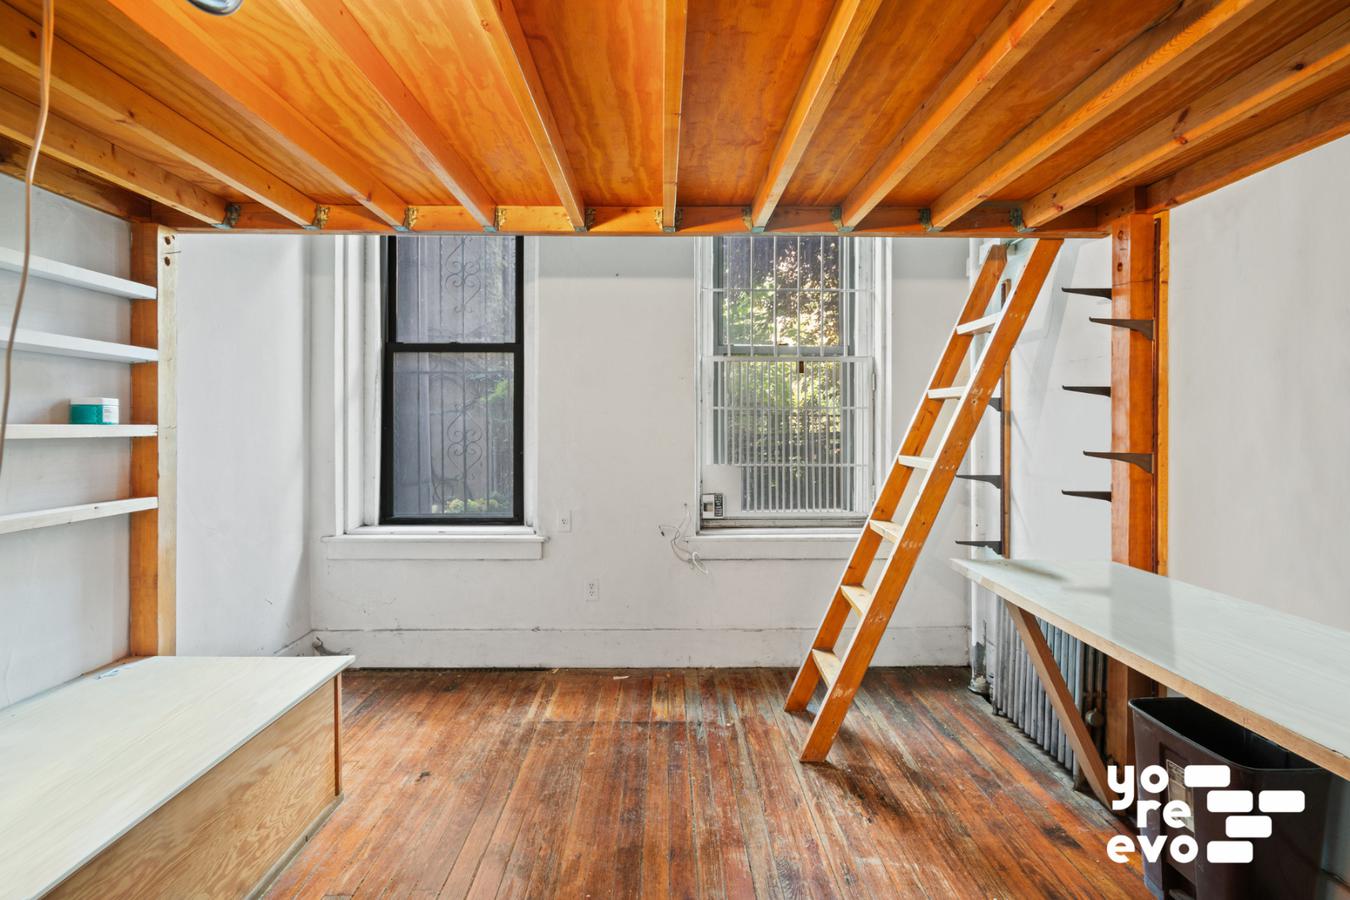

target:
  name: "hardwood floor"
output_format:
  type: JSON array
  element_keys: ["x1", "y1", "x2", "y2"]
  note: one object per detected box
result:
[{"x1": 265, "y1": 667, "x2": 1147, "y2": 899}]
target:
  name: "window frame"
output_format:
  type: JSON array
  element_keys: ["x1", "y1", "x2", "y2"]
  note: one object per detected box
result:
[
  {"x1": 379, "y1": 234, "x2": 526, "y2": 527},
  {"x1": 695, "y1": 234, "x2": 882, "y2": 530}
]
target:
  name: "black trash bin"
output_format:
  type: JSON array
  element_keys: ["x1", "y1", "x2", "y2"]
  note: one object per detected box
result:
[{"x1": 1130, "y1": 697, "x2": 1331, "y2": 900}]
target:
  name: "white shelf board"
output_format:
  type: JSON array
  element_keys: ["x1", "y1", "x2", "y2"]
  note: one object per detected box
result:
[
  {"x1": 1, "y1": 329, "x2": 157, "y2": 363},
  {"x1": 0, "y1": 497, "x2": 157, "y2": 535},
  {"x1": 0, "y1": 246, "x2": 155, "y2": 299},
  {"x1": 952, "y1": 557, "x2": 1350, "y2": 780},
  {"x1": 4, "y1": 424, "x2": 157, "y2": 440}
]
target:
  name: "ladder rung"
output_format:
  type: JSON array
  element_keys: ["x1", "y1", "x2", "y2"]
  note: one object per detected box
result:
[
  {"x1": 840, "y1": 585, "x2": 873, "y2": 618},
  {"x1": 896, "y1": 455, "x2": 933, "y2": 470},
  {"x1": 868, "y1": 519, "x2": 903, "y2": 543},
  {"x1": 926, "y1": 385, "x2": 965, "y2": 400},
  {"x1": 811, "y1": 649, "x2": 842, "y2": 689},
  {"x1": 956, "y1": 313, "x2": 998, "y2": 335}
]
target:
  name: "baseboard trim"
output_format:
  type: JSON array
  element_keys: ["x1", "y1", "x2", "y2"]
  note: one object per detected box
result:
[{"x1": 306, "y1": 625, "x2": 969, "y2": 668}]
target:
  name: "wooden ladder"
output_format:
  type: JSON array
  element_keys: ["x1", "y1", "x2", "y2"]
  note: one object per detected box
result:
[{"x1": 784, "y1": 238, "x2": 1063, "y2": 762}]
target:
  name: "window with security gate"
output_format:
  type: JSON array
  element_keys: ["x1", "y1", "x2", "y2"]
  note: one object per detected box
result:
[{"x1": 697, "y1": 234, "x2": 880, "y2": 528}]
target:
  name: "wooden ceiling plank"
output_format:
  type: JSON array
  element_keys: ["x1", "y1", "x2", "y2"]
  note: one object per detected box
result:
[
  {"x1": 838, "y1": 0, "x2": 1084, "y2": 228},
  {"x1": 0, "y1": 3, "x2": 315, "y2": 226},
  {"x1": 1023, "y1": 10, "x2": 1350, "y2": 226},
  {"x1": 662, "y1": 0, "x2": 688, "y2": 231},
  {"x1": 931, "y1": 0, "x2": 1281, "y2": 228},
  {"x1": 0, "y1": 88, "x2": 228, "y2": 224},
  {"x1": 0, "y1": 135, "x2": 150, "y2": 220},
  {"x1": 749, "y1": 0, "x2": 882, "y2": 229},
  {"x1": 103, "y1": 0, "x2": 407, "y2": 229},
  {"x1": 282, "y1": 0, "x2": 495, "y2": 227},
  {"x1": 1146, "y1": 86, "x2": 1350, "y2": 211},
  {"x1": 470, "y1": 0, "x2": 586, "y2": 230}
]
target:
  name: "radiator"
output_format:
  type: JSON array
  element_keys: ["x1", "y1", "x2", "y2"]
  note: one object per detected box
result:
[{"x1": 990, "y1": 602, "x2": 1107, "y2": 778}]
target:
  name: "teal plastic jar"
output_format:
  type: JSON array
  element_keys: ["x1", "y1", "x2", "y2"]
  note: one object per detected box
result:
[{"x1": 69, "y1": 397, "x2": 119, "y2": 425}]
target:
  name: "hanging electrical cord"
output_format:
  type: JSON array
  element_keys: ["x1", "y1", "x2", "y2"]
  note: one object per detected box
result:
[
  {"x1": 659, "y1": 504, "x2": 708, "y2": 575},
  {"x1": 0, "y1": 0, "x2": 55, "y2": 484}
]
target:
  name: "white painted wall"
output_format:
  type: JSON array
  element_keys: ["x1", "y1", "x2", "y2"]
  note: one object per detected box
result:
[
  {"x1": 307, "y1": 236, "x2": 974, "y2": 666},
  {"x1": 1169, "y1": 135, "x2": 1350, "y2": 890},
  {"x1": 0, "y1": 179, "x2": 132, "y2": 706},
  {"x1": 174, "y1": 234, "x2": 312, "y2": 657}
]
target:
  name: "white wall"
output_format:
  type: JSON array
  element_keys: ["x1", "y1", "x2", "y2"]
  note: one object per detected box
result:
[
  {"x1": 1169, "y1": 134, "x2": 1350, "y2": 889},
  {"x1": 307, "y1": 236, "x2": 974, "y2": 666},
  {"x1": 174, "y1": 234, "x2": 312, "y2": 656},
  {"x1": 0, "y1": 179, "x2": 133, "y2": 706}
]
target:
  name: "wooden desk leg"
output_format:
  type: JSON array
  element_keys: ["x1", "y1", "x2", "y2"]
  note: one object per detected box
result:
[{"x1": 1006, "y1": 601, "x2": 1114, "y2": 807}]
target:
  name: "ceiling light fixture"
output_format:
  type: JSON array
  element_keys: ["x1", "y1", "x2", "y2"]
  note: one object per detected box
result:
[{"x1": 185, "y1": 0, "x2": 244, "y2": 14}]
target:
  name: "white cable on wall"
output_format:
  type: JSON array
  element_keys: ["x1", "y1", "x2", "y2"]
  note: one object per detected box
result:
[{"x1": 0, "y1": 0, "x2": 56, "y2": 483}]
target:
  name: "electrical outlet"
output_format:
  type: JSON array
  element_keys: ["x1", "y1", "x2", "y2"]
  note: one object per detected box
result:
[
  {"x1": 557, "y1": 510, "x2": 572, "y2": 532},
  {"x1": 584, "y1": 579, "x2": 600, "y2": 603}
]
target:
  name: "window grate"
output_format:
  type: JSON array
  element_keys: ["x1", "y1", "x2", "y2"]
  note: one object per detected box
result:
[{"x1": 699, "y1": 235, "x2": 877, "y2": 525}]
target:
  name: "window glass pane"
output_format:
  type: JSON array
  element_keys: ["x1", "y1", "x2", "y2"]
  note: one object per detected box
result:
[
  {"x1": 390, "y1": 352, "x2": 515, "y2": 518},
  {"x1": 394, "y1": 235, "x2": 517, "y2": 343}
]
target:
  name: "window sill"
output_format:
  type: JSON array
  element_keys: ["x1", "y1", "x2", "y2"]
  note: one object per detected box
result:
[
  {"x1": 322, "y1": 526, "x2": 545, "y2": 560},
  {"x1": 687, "y1": 528, "x2": 883, "y2": 561}
]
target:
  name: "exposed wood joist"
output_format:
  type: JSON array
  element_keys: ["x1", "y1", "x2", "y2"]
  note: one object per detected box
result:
[
  {"x1": 470, "y1": 0, "x2": 586, "y2": 231},
  {"x1": 156, "y1": 202, "x2": 1106, "y2": 238},
  {"x1": 1146, "y1": 85, "x2": 1350, "y2": 211},
  {"x1": 661, "y1": 0, "x2": 688, "y2": 232},
  {"x1": 749, "y1": 0, "x2": 882, "y2": 230},
  {"x1": 103, "y1": 0, "x2": 408, "y2": 230},
  {"x1": 838, "y1": 0, "x2": 1083, "y2": 229},
  {"x1": 0, "y1": 3, "x2": 313, "y2": 227},
  {"x1": 0, "y1": 89, "x2": 228, "y2": 224},
  {"x1": 281, "y1": 0, "x2": 496, "y2": 228},
  {"x1": 0, "y1": 135, "x2": 149, "y2": 220},
  {"x1": 1022, "y1": 10, "x2": 1350, "y2": 227},
  {"x1": 930, "y1": 0, "x2": 1280, "y2": 228}
]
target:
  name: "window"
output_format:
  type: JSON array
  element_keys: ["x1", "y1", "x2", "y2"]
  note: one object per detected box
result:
[
  {"x1": 381, "y1": 235, "x2": 524, "y2": 525},
  {"x1": 698, "y1": 235, "x2": 879, "y2": 528}
]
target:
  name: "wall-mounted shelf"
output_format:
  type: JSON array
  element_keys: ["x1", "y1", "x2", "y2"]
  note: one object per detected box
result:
[
  {"x1": 4, "y1": 424, "x2": 158, "y2": 440},
  {"x1": 0, "y1": 246, "x2": 156, "y2": 300},
  {"x1": 0, "y1": 497, "x2": 158, "y2": 536},
  {"x1": 1, "y1": 329, "x2": 157, "y2": 363}
]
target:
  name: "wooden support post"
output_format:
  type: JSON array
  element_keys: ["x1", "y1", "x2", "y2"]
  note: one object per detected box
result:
[
  {"x1": 1005, "y1": 602, "x2": 1113, "y2": 806},
  {"x1": 1104, "y1": 203, "x2": 1160, "y2": 766},
  {"x1": 129, "y1": 224, "x2": 177, "y2": 656}
]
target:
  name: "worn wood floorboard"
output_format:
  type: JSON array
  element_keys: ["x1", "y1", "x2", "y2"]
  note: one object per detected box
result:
[{"x1": 264, "y1": 667, "x2": 1147, "y2": 899}]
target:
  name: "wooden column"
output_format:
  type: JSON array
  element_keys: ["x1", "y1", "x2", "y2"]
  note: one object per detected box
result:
[
  {"x1": 129, "y1": 224, "x2": 177, "y2": 656},
  {"x1": 1104, "y1": 202, "x2": 1161, "y2": 765}
]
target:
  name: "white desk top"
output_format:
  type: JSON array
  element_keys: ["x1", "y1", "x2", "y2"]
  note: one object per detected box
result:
[
  {"x1": 0, "y1": 655, "x2": 352, "y2": 900},
  {"x1": 952, "y1": 558, "x2": 1350, "y2": 781}
]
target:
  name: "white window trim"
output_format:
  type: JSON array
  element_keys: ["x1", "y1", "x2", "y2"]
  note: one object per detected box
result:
[
  {"x1": 692, "y1": 236, "x2": 892, "y2": 538},
  {"x1": 320, "y1": 235, "x2": 543, "y2": 560}
]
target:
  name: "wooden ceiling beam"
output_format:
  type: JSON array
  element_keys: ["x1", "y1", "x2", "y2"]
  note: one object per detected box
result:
[
  {"x1": 1146, "y1": 86, "x2": 1350, "y2": 211},
  {"x1": 0, "y1": 88, "x2": 229, "y2": 224},
  {"x1": 104, "y1": 0, "x2": 408, "y2": 230},
  {"x1": 838, "y1": 0, "x2": 1082, "y2": 229},
  {"x1": 470, "y1": 0, "x2": 586, "y2": 230},
  {"x1": 1022, "y1": 10, "x2": 1350, "y2": 227},
  {"x1": 662, "y1": 0, "x2": 688, "y2": 232},
  {"x1": 282, "y1": 0, "x2": 495, "y2": 228},
  {"x1": 0, "y1": 3, "x2": 316, "y2": 227},
  {"x1": 157, "y1": 202, "x2": 1107, "y2": 239},
  {"x1": 931, "y1": 0, "x2": 1280, "y2": 229},
  {"x1": 0, "y1": 135, "x2": 150, "y2": 220},
  {"x1": 749, "y1": 0, "x2": 882, "y2": 230}
]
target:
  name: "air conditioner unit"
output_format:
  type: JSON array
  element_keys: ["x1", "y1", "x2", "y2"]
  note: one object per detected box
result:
[{"x1": 700, "y1": 465, "x2": 742, "y2": 520}]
